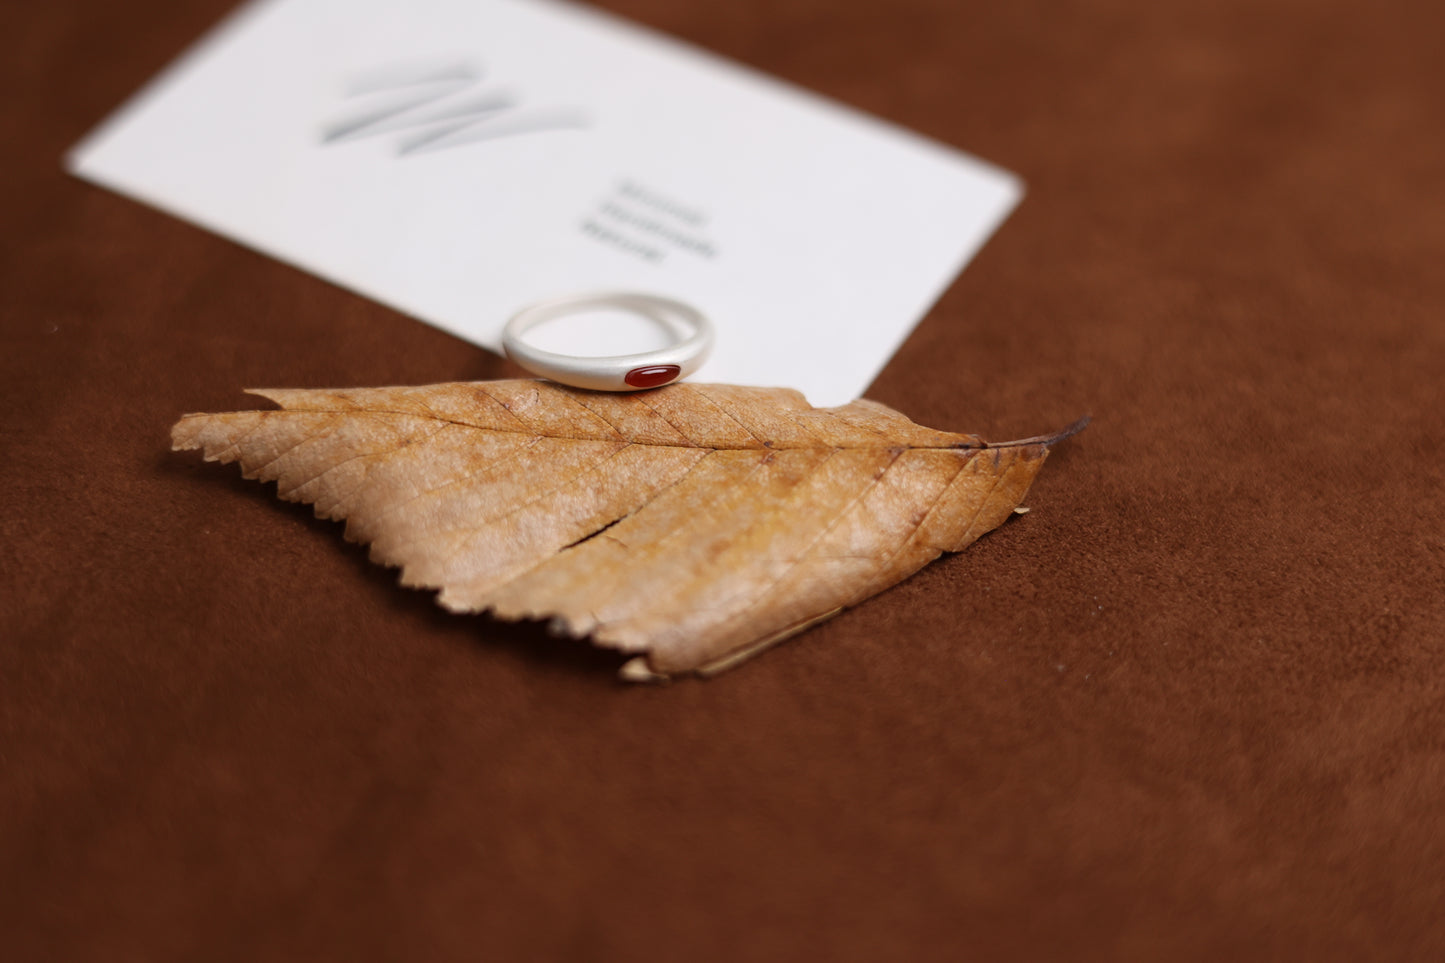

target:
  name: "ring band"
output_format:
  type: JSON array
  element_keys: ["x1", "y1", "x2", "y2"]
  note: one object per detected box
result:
[{"x1": 502, "y1": 292, "x2": 714, "y2": 392}]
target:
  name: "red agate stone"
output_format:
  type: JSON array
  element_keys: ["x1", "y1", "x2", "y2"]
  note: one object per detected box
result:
[{"x1": 625, "y1": 365, "x2": 681, "y2": 388}]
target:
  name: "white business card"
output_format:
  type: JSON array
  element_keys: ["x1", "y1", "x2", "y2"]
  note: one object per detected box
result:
[{"x1": 68, "y1": 0, "x2": 1021, "y2": 405}]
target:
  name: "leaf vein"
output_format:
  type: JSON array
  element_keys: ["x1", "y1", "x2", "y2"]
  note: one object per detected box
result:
[
  {"x1": 633, "y1": 394, "x2": 703, "y2": 448},
  {"x1": 468, "y1": 384, "x2": 534, "y2": 432},
  {"x1": 210, "y1": 412, "x2": 272, "y2": 463},
  {"x1": 485, "y1": 448, "x2": 719, "y2": 591},
  {"x1": 247, "y1": 412, "x2": 351, "y2": 479},
  {"x1": 685, "y1": 386, "x2": 767, "y2": 445},
  {"x1": 564, "y1": 394, "x2": 634, "y2": 442},
  {"x1": 388, "y1": 442, "x2": 633, "y2": 559},
  {"x1": 364, "y1": 433, "x2": 547, "y2": 529},
  {"x1": 694, "y1": 450, "x2": 901, "y2": 635}
]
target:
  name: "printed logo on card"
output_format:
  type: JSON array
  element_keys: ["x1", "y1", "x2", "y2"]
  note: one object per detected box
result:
[{"x1": 321, "y1": 60, "x2": 589, "y2": 155}]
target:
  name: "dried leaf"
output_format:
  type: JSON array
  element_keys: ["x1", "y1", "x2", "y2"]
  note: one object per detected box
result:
[{"x1": 172, "y1": 381, "x2": 1083, "y2": 679}]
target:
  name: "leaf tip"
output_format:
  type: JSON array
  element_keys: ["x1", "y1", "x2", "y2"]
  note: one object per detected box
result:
[
  {"x1": 987, "y1": 415, "x2": 1092, "y2": 450},
  {"x1": 619, "y1": 658, "x2": 670, "y2": 684},
  {"x1": 169, "y1": 414, "x2": 204, "y2": 453},
  {"x1": 1048, "y1": 415, "x2": 1092, "y2": 445}
]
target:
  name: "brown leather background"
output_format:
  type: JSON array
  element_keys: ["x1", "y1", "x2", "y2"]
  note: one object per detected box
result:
[{"x1": 4, "y1": 0, "x2": 1444, "y2": 959}]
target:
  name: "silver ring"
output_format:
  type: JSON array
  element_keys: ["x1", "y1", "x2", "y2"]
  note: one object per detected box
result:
[{"x1": 502, "y1": 292, "x2": 714, "y2": 392}]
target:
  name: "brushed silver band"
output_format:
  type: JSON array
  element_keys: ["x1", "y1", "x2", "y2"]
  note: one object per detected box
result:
[{"x1": 502, "y1": 292, "x2": 714, "y2": 392}]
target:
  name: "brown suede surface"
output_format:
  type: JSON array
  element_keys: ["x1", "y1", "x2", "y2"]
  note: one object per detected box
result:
[{"x1": 4, "y1": 0, "x2": 1444, "y2": 959}]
